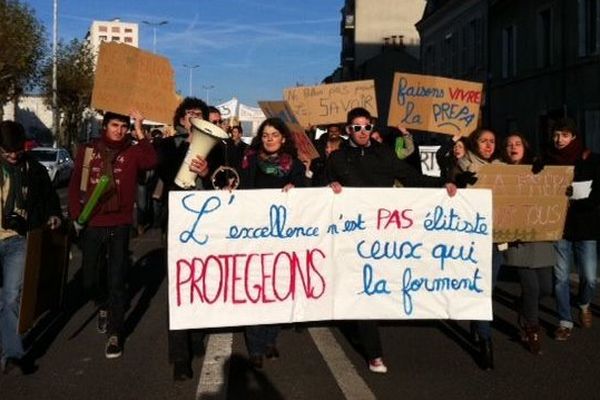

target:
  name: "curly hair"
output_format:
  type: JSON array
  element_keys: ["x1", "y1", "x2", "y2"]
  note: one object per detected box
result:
[
  {"x1": 172, "y1": 97, "x2": 209, "y2": 127},
  {"x1": 250, "y1": 118, "x2": 297, "y2": 157}
]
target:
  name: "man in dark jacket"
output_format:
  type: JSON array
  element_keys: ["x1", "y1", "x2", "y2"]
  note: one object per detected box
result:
[
  {"x1": 326, "y1": 107, "x2": 456, "y2": 374},
  {"x1": 68, "y1": 110, "x2": 157, "y2": 359},
  {"x1": 0, "y1": 121, "x2": 62, "y2": 374}
]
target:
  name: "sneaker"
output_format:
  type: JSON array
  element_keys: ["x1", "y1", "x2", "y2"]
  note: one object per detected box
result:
[
  {"x1": 368, "y1": 357, "x2": 388, "y2": 374},
  {"x1": 97, "y1": 309, "x2": 108, "y2": 334},
  {"x1": 580, "y1": 307, "x2": 593, "y2": 328},
  {"x1": 554, "y1": 326, "x2": 572, "y2": 341},
  {"x1": 105, "y1": 335, "x2": 122, "y2": 359}
]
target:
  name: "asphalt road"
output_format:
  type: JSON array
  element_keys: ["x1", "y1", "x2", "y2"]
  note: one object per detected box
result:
[{"x1": 1, "y1": 190, "x2": 599, "y2": 399}]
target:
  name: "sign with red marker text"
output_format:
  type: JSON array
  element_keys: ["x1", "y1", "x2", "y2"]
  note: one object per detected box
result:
[
  {"x1": 473, "y1": 165, "x2": 574, "y2": 242},
  {"x1": 388, "y1": 73, "x2": 483, "y2": 136},
  {"x1": 168, "y1": 188, "x2": 493, "y2": 330}
]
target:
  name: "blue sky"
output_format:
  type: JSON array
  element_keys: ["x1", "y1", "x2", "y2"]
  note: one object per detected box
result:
[{"x1": 27, "y1": 0, "x2": 343, "y2": 107}]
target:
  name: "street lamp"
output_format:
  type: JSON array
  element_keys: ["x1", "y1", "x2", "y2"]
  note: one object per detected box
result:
[
  {"x1": 141, "y1": 20, "x2": 168, "y2": 54},
  {"x1": 202, "y1": 85, "x2": 215, "y2": 105},
  {"x1": 52, "y1": 0, "x2": 59, "y2": 142},
  {"x1": 183, "y1": 64, "x2": 200, "y2": 96}
]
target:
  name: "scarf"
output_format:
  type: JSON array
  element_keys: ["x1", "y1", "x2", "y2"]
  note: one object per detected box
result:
[
  {"x1": 96, "y1": 135, "x2": 130, "y2": 213},
  {"x1": 1, "y1": 159, "x2": 26, "y2": 216},
  {"x1": 546, "y1": 137, "x2": 584, "y2": 166},
  {"x1": 244, "y1": 149, "x2": 293, "y2": 178}
]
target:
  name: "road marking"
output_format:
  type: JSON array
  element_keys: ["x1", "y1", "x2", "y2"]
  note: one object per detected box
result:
[
  {"x1": 309, "y1": 327, "x2": 376, "y2": 400},
  {"x1": 196, "y1": 333, "x2": 233, "y2": 400}
]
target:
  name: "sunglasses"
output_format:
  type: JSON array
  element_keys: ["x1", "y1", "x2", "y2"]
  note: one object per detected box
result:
[{"x1": 350, "y1": 124, "x2": 374, "y2": 133}]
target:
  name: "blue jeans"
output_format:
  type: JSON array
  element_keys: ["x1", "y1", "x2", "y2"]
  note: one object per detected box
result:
[
  {"x1": 0, "y1": 235, "x2": 27, "y2": 360},
  {"x1": 245, "y1": 325, "x2": 279, "y2": 357},
  {"x1": 473, "y1": 246, "x2": 504, "y2": 340},
  {"x1": 554, "y1": 239, "x2": 598, "y2": 328}
]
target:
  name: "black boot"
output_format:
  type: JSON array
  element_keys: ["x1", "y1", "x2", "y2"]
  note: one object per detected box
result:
[{"x1": 479, "y1": 339, "x2": 494, "y2": 370}]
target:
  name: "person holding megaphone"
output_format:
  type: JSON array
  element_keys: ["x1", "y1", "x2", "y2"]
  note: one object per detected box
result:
[{"x1": 68, "y1": 110, "x2": 157, "y2": 360}]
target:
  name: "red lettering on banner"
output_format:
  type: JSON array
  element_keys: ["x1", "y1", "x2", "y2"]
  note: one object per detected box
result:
[
  {"x1": 175, "y1": 249, "x2": 327, "y2": 306},
  {"x1": 448, "y1": 87, "x2": 481, "y2": 104},
  {"x1": 377, "y1": 208, "x2": 414, "y2": 230}
]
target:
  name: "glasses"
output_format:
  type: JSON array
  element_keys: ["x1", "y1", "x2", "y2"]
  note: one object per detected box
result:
[
  {"x1": 186, "y1": 110, "x2": 203, "y2": 118},
  {"x1": 350, "y1": 124, "x2": 374, "y2": 133}
]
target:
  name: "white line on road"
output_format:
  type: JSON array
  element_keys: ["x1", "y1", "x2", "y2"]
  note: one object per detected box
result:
[
  {"x1": 196, "y1": 333, "x2": 233, "y2": 400},
  {"x1": 309, "y1": 327, "x2": 376, "y2": 400}
]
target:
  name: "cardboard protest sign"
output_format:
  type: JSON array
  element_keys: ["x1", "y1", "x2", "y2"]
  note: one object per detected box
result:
[
  {"x1": 258, "y1": 101, "x2": 319, "y2": 161},
  {"x1": 168, "y1": 188, "x2": 493, "y2": 330},
  {"x1": 91, "y1": 42, "x2": 180, "y2": 125},
  {"x1": 388, "y1": 73, "x2": 483, "y2": 136},
  {"x1": 19, "y1": 228, "x2": 70, "y2": 333},
  {"x1": 284, "y1": 80, "x2": 377, "y2": 127},
  {"x1": 473, "y1": 165, "x2": 574, "y2": 242}
]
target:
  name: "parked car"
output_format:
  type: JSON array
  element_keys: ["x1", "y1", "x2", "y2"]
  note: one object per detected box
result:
[{"x1": 29, "y1": 147, "x2": 74, "y2": 186}]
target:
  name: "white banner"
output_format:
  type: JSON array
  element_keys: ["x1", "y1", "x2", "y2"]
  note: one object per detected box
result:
[
  {"x1": 216, "y1": 98, "x2": 238, "y2": 119},
  {"x1": 239, "y1": 103, "x2": 265, "y2": 120},
  {"x1": 168, "y1": 188, "x2": 493, "y2": 330}
]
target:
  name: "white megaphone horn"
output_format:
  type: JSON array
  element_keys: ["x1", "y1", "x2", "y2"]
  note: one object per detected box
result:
[{"x1": 174, "y1": 118, "x2": 230, "y2": 189}]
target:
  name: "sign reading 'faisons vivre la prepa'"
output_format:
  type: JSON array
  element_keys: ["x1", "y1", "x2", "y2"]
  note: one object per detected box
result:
[{"x1": 168, "y1": 188, "x2": 493, "y2": 330}]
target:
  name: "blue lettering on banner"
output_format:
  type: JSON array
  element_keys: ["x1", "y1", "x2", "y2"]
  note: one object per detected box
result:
[
  {"x1": 360, "y1": 264, "x2": 391, "y2": 296},
  {"x1": 356, "y1": 239, "x2": 423, "y2": 260},
  {"x1": 431, "y1": 242, "x2": 478, "y2": 270},
  {"x1": 401, "y1": 267, "x2": 484, "y2": 315},
  {"x1": 397, "y1": 77, "x2": 445, "y2": 106},
  {"x1": 179, "y1": 194, "x2": 222, "y2": 245},
  {"x1": 423, "y1": 206, "x2": 489, "y2": 235},
  {"x1": 227, "y1": 204, "x2": 320, "y2": 240},
  {"x1": 432, "y1": 103, "x2": 475, "y2": 131}
]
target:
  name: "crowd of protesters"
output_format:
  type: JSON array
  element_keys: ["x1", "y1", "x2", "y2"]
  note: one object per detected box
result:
[{"x1": 1, "y1": 100, "x2": 598, "y2": 383}]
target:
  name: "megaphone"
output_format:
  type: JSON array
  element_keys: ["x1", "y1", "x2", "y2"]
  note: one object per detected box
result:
[{"x1": 174, "y1": 118, "x2": 230, "y2": 189}]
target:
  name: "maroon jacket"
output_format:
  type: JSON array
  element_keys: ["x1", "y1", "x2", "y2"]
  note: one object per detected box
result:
[{"x1": 68, "y1": 138, "x2": 157, "y2": 227}]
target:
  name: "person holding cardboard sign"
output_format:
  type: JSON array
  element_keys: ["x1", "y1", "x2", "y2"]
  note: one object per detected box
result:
[
  {"x1": 68, "y1": 110, "x2": 157, "y2": 360},
  {"x1": 0, "y1": 121, "x2": 62, "y2": 375},
  {"x1": 327, "y1": 107, "x2": 457, "y2": 374},
  {"x1": 544, "y1": 118, "x2": 600, "y2": 341},
  {"x1": 500, "y1": 133, "x2": 554, "y2": 355}
]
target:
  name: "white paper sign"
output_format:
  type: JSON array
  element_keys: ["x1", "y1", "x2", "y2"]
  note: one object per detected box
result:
[
  {"x1": 571, "y1": 180, "x2": 593, "y2": 200},
  {"x1": 420, "y1": 145, "x2": 441, "y2": 177},
  {"x1": 168, "y1": 188, "x2": 493, "y2": 330}
]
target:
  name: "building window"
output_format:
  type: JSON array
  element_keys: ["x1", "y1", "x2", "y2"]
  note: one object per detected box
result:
[
  {"x1": 473, "y1": 18, "x2": 483, "y2": 69},
  {"x1": 124, "y1": 37, "x2": 133, "y2": 43},
  {"x1": 425, "y1": 45, "x2": 435, "y2": 74},
  {"x1": 443, "y1": 33, "x2": 453, "y2": 76},
  {"x1": 98, "y1": 26, "x2": 107, "y2": 32},
  {"x1": 579, "y1": 0, "x2": 600, "y2": 56},
  {"x1": 111, "y1": 26, "x2": 120, "y2": 33},
  {"x1": 537, "y1": 8, "x2": 553, "y2": 67},
  {"x1": 99, "y1": 35, "x2": 107, "y2": 41},
  {"x1": 502, "y1": 25, "x2": 517, "y2": 78},
  {"x1": 585, "y1": 109, "x2": 600, "y2": 152},
  {"x1": 461, "y1": 24, "x2": 474, "y2": 76},
  {"x1": 111, "y1": 36, "x2": 120, "y2": 42},
  {"x1": 125, "y1": 28, "x2": 133, "y2": 33}
]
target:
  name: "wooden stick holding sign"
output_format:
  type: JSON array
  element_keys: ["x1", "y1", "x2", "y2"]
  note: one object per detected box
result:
[{"x1": 388, "y1": 72, "x2": 483, "y2": 136}]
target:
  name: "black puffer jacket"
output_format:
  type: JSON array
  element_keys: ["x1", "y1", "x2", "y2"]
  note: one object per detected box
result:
[{"x1": 326, "y1": 140, "x2": 443, "y2": 188}]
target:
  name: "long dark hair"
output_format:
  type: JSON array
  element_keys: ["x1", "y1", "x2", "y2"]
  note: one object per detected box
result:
[
  {"x1": 501, "y1": 132, "x2": 533, "y2": 164},
  {"x1": 250, "y1": 118, "x2": 297, "y2": 158},
  {"x1": 468, "y1": 128, "x2": 497, "y2": 160}
]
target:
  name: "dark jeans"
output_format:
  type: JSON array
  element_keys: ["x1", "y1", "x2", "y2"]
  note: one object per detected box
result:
[
  {"x1": 168, "y1": 329, "x2": 205, "y2": 363},
  {"x1": 472, "y1": 247, "x2": 503, "y2": 341},
  {"x1": 245, "y1": 325, "x2": 280, "y2": 357},
  {"x1": 81, "y1": 225, "x2": 130, "y2": 336},
  {"x1": 518, "y1": 267, "x2": 553, "y2": 326},
  {"x1": 356, "y1": 320, "x2": 383, "y2": 360}
]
